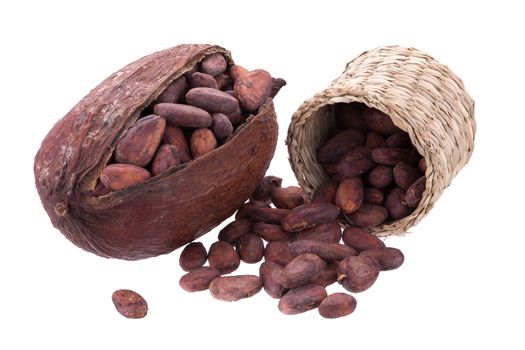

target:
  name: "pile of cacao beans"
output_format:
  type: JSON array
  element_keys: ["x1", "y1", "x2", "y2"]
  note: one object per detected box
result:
[
  {"x1": 177, "y1": 176, "x2": 404, "y2": 318},
  {"x1": 93, "y1": 53, "x2": 282, "y2": 195},
  {"x1": 319, "y1": 103, "x2": 427, "y2": 226}
]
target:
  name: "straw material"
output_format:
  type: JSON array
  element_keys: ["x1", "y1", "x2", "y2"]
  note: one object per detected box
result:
[{"x1": 286, "y1": 46, "x2": 476, "y2": 236}]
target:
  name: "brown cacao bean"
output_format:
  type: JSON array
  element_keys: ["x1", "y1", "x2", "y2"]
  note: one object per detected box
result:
[
  {"x1": 112, "y1": 289, "x2": 148, "y2": 319},
  {"x1": 368, "y1": 165, "x2": 393, "y2": 189},
  {"x1": 393, "y1": 162, "x2": 421, "y2": 190},
  {"x1": 100, "y1": 164, "x2": 151, "y2": 191},
  {"x1": 290, "y1": 240, "x2": 357, "y2": 261},
  {"x1": 337, "y1": 147, "x2": 375, "y2": 178},
  {"x1": 338, "y1": 255, "x2": 380, "y2": 292},
  {"x1": 250, "y1": 176, "x2": 283, "y2": 203},
  {"x1": 372, "y1": 147, "x2": 420, "y2": 166},
  {"x1": 229, "y1": 64, "x2": 249, "y2": 83},
  {"x1": 210, "y1": 113, "x2": 233, "y2": 139},
  {"x1": 179, "y1": 242, "x2": 207, "y2": 272},
  {"x1": 347, "y1": 203, "x2": 388, "y2": 227},
  {"x1": 323, "y1": 162, "x2": 339, "y2": 174},
  {"x1": 114, "y1": 115, "x2": 166, "y2": 167},
  {"x1": 200, "y1": 53, "x2": 227, "y2": 76},
  {"x1": 292, "y1": 221, "x2": 342, "y2": 243},
  {"x1": 179, "y1": 267, "x2": 221, "y2": 292},
  {"x1": 281, "y1": 253, "x2": 326, "y2": 289},
  {"x1": 188, "y1": 72, "x2": 218, "y2": 89},
  {"x1": 209, "y1": 275, "x2": 262, "y2": 302},
  {"x1": 253, "y1": 222, "x2": 293, "y2": 242},
  {"x1": 156, "y1": 76, "x2": 187, "y2": 104},
  {"x1": 208, "y1": 241, "x2": 240, "y2": 274},
  {"x1": 317, "y1": 128, "x2": 366, "y2": 163},
  {"x1": 418, "y1": 158, "x2": 427, "y2": 173},
  {"x1": 259, "y1": 261, "x2": 287, "y2": 298},
  {"x1": 264, "y1": 241, "x2": 294, "y2": 267},
  {"x1": 311, "y1": 181, "x2": 338, "y2": 204},
  {"x1": 386, "y1": 132, "x2": 411, "y2": 148},
  {"x1": 250, "y1": 207, "x2": 290, "y2": 224},
  {"x1": 405, "y1": 176, "x2": 426, "y2": 208},
  {"x1": 336, "y1": 103, "x2": 367, "y2": 131},
  {"x1": 218, "y1": 218, "x2": 254, "y2": 243},
  {"x1": 162, "y1": 125, "x2": 191, "y2": 163},
  {"x1": 236, "y1": 233, "x2": 264, "y2": 263},
  {"x1": 318, "y1": 293, "x2": 357, "y2": 318},
  {"x1": 278, "y1": 284, "x2": 327, "y2": 315},
  {"x1": 281, "y1": 203, "x2": 340, "y2": 232},
  {"x1": 234, "y1": 69, "x2": 272, "y2": 111},
  {"x1": 151, "y1": 144, "x2": 183, "y2": 176},
  {"x1": 363, "y1": 187, "x2": 384, "y2": 205},
  {"x1": 385, "y1": 188, "x2": 413, "y2": 219},
  {"x1": 190, "y1": 128, "x2": 217, "y2": 158},
  {"x1": 360, "y1": 247, "x2": 404, "y2": 271},
  {"x1": 313, "y1": 261, "x2": 339, "y2": 287},
  {"x1": 362, "y1": 107, "x2": 402, "y2": 135},
  {"x1": 235, "y1": 201, "x2": 270, "y2": 219},
  {"x1": 186, "y1": 87, "x2": 239, "y2": 114},
  {"x1": 153, "y1": 103, "x2": 212, "y2": 128},
  {"x1": 271, "y1": 186, "x2": 308, "y2": 209},
  {"x1": 335, "y1": 177, "x2": 364, "y2": 214},
  {"x1": 342, "y1": 227, "x2": 385, "y2": 251},
  {"x1": 366, "y1": 131, "x2": 387, "y2": 148}
]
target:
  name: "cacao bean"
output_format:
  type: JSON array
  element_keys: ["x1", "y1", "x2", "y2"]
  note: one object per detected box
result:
[
  {"x1": 362, "y1": 107, "x2": 402, "y2": 135},
  {"x1": 281, "y1": 253, "x2": 327, "y2": 289},
  {"x1": 190, "y1": 128, "x2": 217, "y2": 158},
  {"x1": 235, "y1": 201, "x2": 270, "y2": 219},
  {"x1": 418, "y1": 158, "x2": 427, "y2": 173},
  {"x1": 209, "y1": 275, "x2": 262, "y2": 302},
  {"x1": 200, "y1": 53, "x2": 227, "y2": 76},
  {"x1": 347, "y1": 203, "x2": 388, "y2": 227},
  {"x1": 234, "y1": 69, "x2": 272, "y2": 111},
  {"x1": 208, "y1": 241, "x2": 240, "y2": 274},
  {"x1": 253, "y1": 222, "x2": 293, "y2": 242},
  {"x1": 186, "y1": 87, "x2": 239, "y2": 114},
  {"x1": 405, "y1": 176, "x2": 426, "y2": 208},
  {"x1": 264, "y1": 241, "x2": 294, "y2": 267},
  {"x1": 153, "y1": 103, "x2": 212, "y2": 128},
  {"x1": 292, "y1": 221, "x2": 342, "y2": 243},
  {"x1": 218, "y1": 218, "x2": 254, "y2": 243},
  {"x1": 323, "y1": 163, "x2": 339, "y2": 174},
  {"x1": 363, "y1": 187, "x2": 384, "y2": 205},
  {"x1": 311, "y1": 181, "x2": 338, "y2": 204},
  {"x1": 336, "y1": 103, "x2": 367, "y2": 130},
  {"x1": 229, "y1": 65, "x2": 249, "y2": 83},
  {"x1": 386, "y1": 132, "x2": 411, "y2": 148},
  {"x1": 366, "y1": 131, "x2": 387, "y2": 148},
  {"x1": 179, "y1": 267, "x2": 221, "y2": 292},
  {"x1": 250, "y1": 176, "x2": 283, "y2": 203},
  {"x1": 162, "y1": 125, "x2": 191, "y2": 163},
  {"x1": 278, "y1": 284, "x2": 327, "y2": 315},
  {"x1": 385, "y1": 187, "x2": 413, "y2": 219},
  {"x1": 188, "y1": 72, "x2": 218, "y2": 89},
  {"x1": 259, "y1": 261, "x2": 287, "y2": 298},
  {"x1": 210, "y1": 113, "x2": 233, "y2": 139},
  {"x1": 112, "y1": 289, "x2": 148, "y2": 319},
  {"x1": 372, "y1": 147, "x2": 420, "y2": 166},
  {"x1": 114, "y1": 115, "x2": 166, "y2": 167},
  {"x1": 100, "y1": 164, "x2": 151, "y2": 191},
  {"x1": 281, "y1": 203, "x2": 340, "y2": 232},
  {"x1": 290, "y1": 240, "x2": 357, "y2": 261},
  {"x1": 360, "y1": 247, "x2": 404, "y2": 271},
  {"x1": 335, "y1": 177, "x2": 364, "y2": 214},
  {"x1": 236, "y1": 233, "x2": 264, "y2": 263},
  {"x1": 271, "y1": 186, "x2": 308, "y2": 209},
  {"x1": 250, "y1": 207, "x2": 290, "y2": 224},
  {"x1": 179, "y1": 241, "x2": 207, "y2": 272},
  {"x1": 318, "y1": 293, "x2": 357, "y2": 319},
  {"x1": 156, "y1": 76, "x2": 187, "y2": 104},
  {"x1": 151, "y1": 144, "x2": 183, "y2": 176},
  {"x1": 393, "y1": 162, "x2": 421, "y2": 190},
  {"x1": 337, "y1": 147, "x2": 375, "y2": 178},
  {"x1": 313, "y1": 261, "x2": 339, "y2": 287},
  {"x1": 368, "y1": 165, "x2": 393, "y2": 189},
  {"x1": 318, "y1": 128, "x2": 366, "y2": 163},
  {"x1": 342, "y1": 227, "x2": 385, "y2": 251},
  {"x1": 338, "y1": 255, "x2": 380, "y2": 292}
]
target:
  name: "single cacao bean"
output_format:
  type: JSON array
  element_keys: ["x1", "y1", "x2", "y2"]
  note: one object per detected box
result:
[
  {"x1": 271, "y1": 186, "x2": 308, "y2": 209},
  {"x1": 162, "y1": 125, "x2": 191, "y2": 162},
  {"x1": 218, "y1": 218, "x2": 254, "y2": 243},
  {"x1": 337, "y1": 147, "x2": 375, "y2": 178},
  {"x1": 259, "y1": 261, "x2": 287, "y2": 298},
  {"x1": 200, "y1": 53, "x2": 227, "y2": 76},
  {"x1": 250, "y1": 207, "x2": 290, "y2": 224},
  {"x1": 153, "y1": 103, "x2": 212, "y2": 128},
  {"x1": 386, "y1": 132, "x2": 411, "y2": 148},
  {"x1": 368, "y1": 165, "x2": 393, "y2": 189},
  {"x1": 418, "y1": 158, "x2": 427, "y2": 173},
  {"x1": 372, "y1": 147, "x2": 420, "y2": 166},
  {"x1": 151, "y1": 144, "x2": 183, "y2": 176},
  {"x1": 290, "y1": 240, "x2": 357, "y2": 261},
  {"x1": 229, "y1": 64, "x2": 249, "y2": 83},
  {"x1": 156, "y1": 76, "x2": 187, "y2": 104},
  {"x1": 311, "y1": 181, "x2": 338, "y2": 204},
  {"x1": 292, "y1": 221, "x2": 342, "y2": 243},
  {"x1": 186, "y1": 87, "x2": 239, "y2": 114},
  {"x1": 112, "y1": 289, "x2": 148, "y2": 319},
  {"x1": 362, "y1": 107, "x2": 402, "y2": 135},
  {"x1": 236, "y1": 233, "x2": 264, "y2": 263},
  {"x1": 317, "y1": 128, "x2": 366, "y2": 163},
  {"x1": 393, "y1": 162, "x2": 421, "y2": 190},
  {"x1": 318, "y1": 293, "x2": 357, "y2": 319},
  {"x1": 100, "y1": 164, "x2": 151, "y2": 191},
  {"x1": 250, "y1": 176, "x2": 283, "y2": 203},
  {"x1": 264, "y1": 241, "x2": 294, "y2": 267},
  {"x1": 281, "y1": 253, "x2": 327, "y2": 289},
  {"x1": 190, "y1": 128, "x2": 217, "y2": 158},
  {"x1": 335, "y1": 177, "x2": 364, "y2": 214},
  {"x1": 253, "y1": 222, "x2": 294, "y2": 242},
  {"x1": 363, "y1": 187, "x2": 384, "y2": 205},
  {"x1": 179, "y1": 241, "x2": 207, "y2": 271},
  {"x1": 385, "y1": 187, "x2": 413, "y2": 219},
  {"x1": 210, "y1": 113, "x2": 234, "y2": 139},
  {"x1": 188, "y1": 72, "x2": 218, "y2": 89},
  {"x1": 278, "y1": 284, "x2": 327, "y2": 315},
  {"x1": 360, "y1": 247, "x2": 404, "y2": 271},
  {"x1": 347, "y1": 203, "x2": 388, "y2": 227},
  {"x1": 366, "y1": 131, "x2": 387, "y2": 148},
  {"x1": 235, "y1": 201, "x2": 270, "y2": 219},
  {"x1": 338, "y1": 255, "x2": 380, "y2": 292},
  {"x1": 208, "y1": 241, "x2": 240, "y2": 274},
  {"x1": 281, "y1": 203, "x2": 340, "y2": 232},
  {"x1": 234, "y1": 69, "x2": 273, "y2": 111},
  {"x1": 179, "y1": 267, "x2": 221, "y2": 292},
  {"x1": 313, "y1": 261, "x2": 340, "y2": 287},
  {"x1": 342, "y1": 227, "x2": 385, "y2": 251},
  {"x1": 405, "y1": 176, "x2": 426, "y2": 208},
  {"x1": 209, "y1": 275, "x2": 262, "y2": 301}
]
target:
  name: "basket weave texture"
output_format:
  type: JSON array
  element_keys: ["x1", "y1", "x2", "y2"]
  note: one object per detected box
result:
[{"x1": 286, "y1": 46, "x2": 476, "y2": 236}]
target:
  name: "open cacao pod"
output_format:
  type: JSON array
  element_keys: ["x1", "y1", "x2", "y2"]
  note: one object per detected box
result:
[{"x1": 34, "y1": 44, "x2": 284, "y2": 260}]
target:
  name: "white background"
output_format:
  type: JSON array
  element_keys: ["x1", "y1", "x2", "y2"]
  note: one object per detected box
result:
[{"x1": 1, "y1": 0, "x2": 524, "y2": 349}]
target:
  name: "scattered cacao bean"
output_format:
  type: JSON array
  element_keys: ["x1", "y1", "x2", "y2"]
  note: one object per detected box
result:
[
  {"x1": 405, "y1": 176, "x2": 426, "y2": 208},
  {"x1": 335, "y1": 177, "x2": 364, "y2": 214},
  {"x1": 236, "y1": 233, "x2": 264, "y2": 263},
  {"x1": 200, "y1": 53, "x2": 227, "y2": 76},
  {"x1": 393, "y1": 162, "x2": 421, "y2": 190},
  {"x1": 253, "y1": 222, "x2": 293, "y2": 242},
  {"x1": 363, "y1": 187, "x2": 384, "y2": 205},
  {"x1": 179, "y1": 267, "x2": 221, "y2": 292},
  {"x1": 162, "y1": 125, "x2": 191, "y2": 163},
  {"x1": 312, "y1": 261, "x2": 340, "y2": 287},
  {"x1": 156, "y1": 76, "x2": 187, "y2": 104},
  {"x1": 190, "y1": 128, "x2": 217, "y2": 158},
  {"x1": 318, "y1": 293, "x2": 357, "y2": 319},
  {"x1": 210, "y1": 113, "x2": 234, "y2": 139},
  {"x1": 290, "y1": 240, "x2": 357, "y2": 261},
  {"x1": 234, "y1": 69, "x2": 273, "y2": 111},
  {"x1": 250, "y1": 176, "x2": 283, "y2": 203},
  {"x1": 209, "y1": 275, "x2": 262, "y2": 302},
  {"x1": 208, "y1": 241, "x2": 240, "y2": 274},
  {"x1": 337, "y1": 147, "x2": 375, "y2": 178},
  {"x1": 385, "y1": 188, "x2": 413, "y2": 219},
  {"x1": 235, "y1": 201, "x2": 270, "y2": 219},
  {"x1": 281, "y1": 203, "x2": 340, "y2": 232},
  {"x1": 264, "y1": 241, "x2": 294, "y2": 267},
  {"x1": 311, "y1": 181, "x2": 338, "y2": 203},
  {"x1": 179, "y1": 242, "x2": 207, "y2": 271},
  {"x1": 188, "y1": 72, "x2": 219, "y2": 89},
  {"x1": 366, "y1": 131, "x2": 387, "y2": 148},
  {"x1": 259, "y1": 261, "x2": 287, "y2": 298},
  {"x1": 186, "y1": 87, "x2": 240, "y2": 114},
  {"x1": 100, "y1": 164, "x2": 151, "y2": 191},
  {"x1": 372, "y1": 147, "x2": 420, "y2": 166},
  {"x1": 386, "y1": 132, "x2": 411, "y2": 148},
  {"x1": 342, "y1": 227, "x2": 385, "y2": 251},
  {"x1": 271, "y1": 186, "x2": 308, "y2": 209},
  {"x1": 360, "y1": 247, "x2": 404, "y2": 271},
  {"x1": 338, "y1": 255, "x2": 380, "y2": 292},
  {"x1": 347, "y1": 203, "x2": 388, "y2": 227},
  {"x1": 153, "y1": 103, "x2": 212, "y2": 128},
  {"x1": 112, "y1": 289, "x2": 148, "y2": 319},
  {"x1": 218, "y1": 218, "x2": 253, "y2": 243},
  {"x1": 250, "y1": 207, "x2": 290, "y2": 224},
  {"x1": 151, "y1": 144, "x2": 183, "y2": 176},
  {"x1": 278, "y1": 284, "x2": 327, "y2": 315},
  {"x1": 281, "y1": 253, "x2": 326, "y2": 289},
  {"x1": 368, "y1": 165, "x2": 393, "y2": 189},
  {"x1": 291, "y1": 221, "x2": 342, "y2": 243},
  {"x1": 317, "y1": 128, "x2": 366, "y2": 163}
]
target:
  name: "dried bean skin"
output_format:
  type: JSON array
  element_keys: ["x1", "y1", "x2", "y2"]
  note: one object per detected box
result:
[
  {"x1": 278, "y1": 284, "x2": 327, "y2": 315},
  {"x1": 318, "y1": 293, "x2": 357, "y2": 319}
]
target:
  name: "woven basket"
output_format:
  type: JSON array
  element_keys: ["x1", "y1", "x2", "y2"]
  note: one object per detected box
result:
[{"x1": 286, "y1": 46, "x2": 476, "y2": 236}]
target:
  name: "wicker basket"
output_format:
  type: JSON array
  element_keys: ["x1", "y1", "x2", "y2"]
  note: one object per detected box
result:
[{"x1": 286, "y1": 46, "x2": 476, "y2": 236}]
